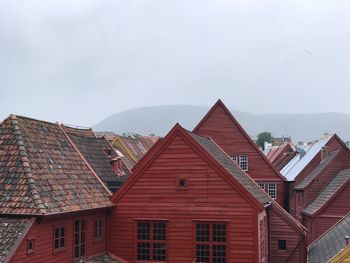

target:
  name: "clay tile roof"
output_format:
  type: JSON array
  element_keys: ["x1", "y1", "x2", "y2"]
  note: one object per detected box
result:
[
  {"x1": 295, "y1": 150, "x2": 339, "y2": 190},
  {"x1": 308, "y1": 213, "x2": 350, "y2": 263},
  {"x1": 0, "y1": 217, "x2": 33, "y2": 263},
  {"x1": 0, "y1": 115, "x2": 113, "y2": 215},
  {"x1": 303, "y1": 169, "x2": 350, "y2": 216},
  {"x1": 188, "y1": 131, "x2": 271, "y2": 206},
  {"x1": 63, "y1": 126, "x2": 131, "y2": 192}
]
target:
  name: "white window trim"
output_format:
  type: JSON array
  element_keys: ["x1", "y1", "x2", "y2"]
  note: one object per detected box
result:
[
  {"x1": 268, "y1": 183, "x2": 277, "y2": 199},
  {"x1": 239, "y1": 155, "x2": 249, "y2": 171}
]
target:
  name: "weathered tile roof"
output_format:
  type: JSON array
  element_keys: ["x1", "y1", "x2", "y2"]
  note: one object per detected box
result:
[
  {"x1": 188, "y1": 131, "x2": 271, "y2": 206},
  {"x1": 112, "y1": 135, "x2": 158, "y2": 169},
  {"x1": 0, "y1": 115, "x2": 113, "y2": 215},
  {"x1": 308, "y1": 213, "x2": 350, "y2": 263},
  {"x1": 0, "y1": 217, "x2": 33, "y2": 263},
  {"x1": 83, "y1": 254, "x2": 123, "y2": 263},
  {"x1": 94, "y1": 131, "x2": 117, "y2": 141},
  {"x1": 63, "y1": 126, "x2": 131, "y2": 192},
  {"x1": 295, "y1": 150, "x2": 339, "y2": 190},
  {"x1": 303, "y1": 169, "x2": 350, "y2": 216}
]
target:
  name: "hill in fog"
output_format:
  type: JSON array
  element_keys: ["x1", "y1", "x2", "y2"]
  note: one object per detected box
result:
[{"x1": 93, "y1": 105, "x2": 350, "y2": 142}]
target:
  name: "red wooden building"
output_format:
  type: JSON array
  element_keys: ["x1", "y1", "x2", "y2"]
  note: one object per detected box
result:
[
  {"x1": 0, "y1": 115, "x2": 129, "y2": 263},
  {"x1": 267, "y1": 144, "x2": 297, "y2": 171},
  {"x1": 193, "y1": 100, "x2": 287, "y2": 207},
  {"x1": 109, "y1": 124, "x2": 306, "y2": 263}
]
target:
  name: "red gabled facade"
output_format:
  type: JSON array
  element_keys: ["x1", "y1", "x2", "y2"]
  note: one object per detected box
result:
[
  {"x1": 109, "y1": 124, "x2": 306, "y2": 263},
  {"x1": 193, "y1": 100, "x2": 286, "y2": 207}
]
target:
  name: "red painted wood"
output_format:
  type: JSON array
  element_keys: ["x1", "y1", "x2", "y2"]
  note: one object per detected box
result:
[
  {"x1": 10, "y1": 212, "x2": 108, "y2": 263},
  {"x1": 269, "y1": 208, "x2": 306, "y2": 263},
  {"x1": 193, "y1": 100, "x2": 286, "y2": 206},
  {"x1": 109, "y1": 133, "x2": 264, "y2": 262}
]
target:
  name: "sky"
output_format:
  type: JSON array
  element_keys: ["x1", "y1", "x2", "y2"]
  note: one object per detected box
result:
[{"x1": 0, "y1": 0, "x2": 350, "y2": 127}]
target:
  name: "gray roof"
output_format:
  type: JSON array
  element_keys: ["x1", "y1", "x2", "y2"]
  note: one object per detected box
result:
[
  {"x1": 295, "y1": 151, "x2": 339, "y2": 190},
  {"x1": 303, "y1": 169, "x2": 350, "y2": 215},
  {"x1": 308, "y1": 213, "x2": 350, "y2": 263},
  {"x1": 0, "y1": 217, "x2": 33, "y2": 263},
  {"x1": 188, "y1": 131, "x2": 271, "y2": 206}
]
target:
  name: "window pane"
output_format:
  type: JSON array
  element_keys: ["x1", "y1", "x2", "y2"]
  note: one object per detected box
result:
[
  {"x1": 239, "y1": 155, "x2": 248, "y2": 171},
  {"x1": 268, "y1": 184, "x2": 277, "y2": 199},
  {"x1": 54, "y1": 239, "x2": 59, "y2": 249},
  {"x1": 213, "y1": 224, "x2": 226, "y2": 242},
  {"x1": 60, "y1": 227, "x2": 65, "y2": 237},
  {"x1": 196, "y1": 224, "x2": 210, "y2": 242},
  {"x1": 213, "y1": 244, "x2": 226, "y2": 263},
  {"x1": 137, "y1": 223, "x2": 150, "y2": 240},
  {"x1": 55, "y1": 228, "x2": 59, "y2": 239},
  {"x1": 60, "y1": 238, "x2": 65, "y2": 248},
  {"x1": 153, "y1": 222, "x2": 166, "y2": 241},
  {"x1": 196, "y1": 244, "x2": 210, "y2": 262},
  {"x1": 137, "y1": 242, "x2": 151, "y2": 260},
  {"x1": 153, "y1": 243, "x2": 166, "y2": 261}
]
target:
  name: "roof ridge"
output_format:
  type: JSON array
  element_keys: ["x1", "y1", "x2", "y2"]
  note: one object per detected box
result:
[
  {"x1": 9, "y1": 115, "x2": 47, "y2": 215},
  {"x1": 10, "y1": 114, "x2": 58, "y2": 126}
]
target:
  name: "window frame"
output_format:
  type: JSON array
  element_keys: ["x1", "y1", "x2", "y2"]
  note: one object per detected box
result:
[
  {"x1": 176, "y1": 177, "x2": 188, "y2": 191},
  {"x1": 278, "y1": 240, "x2": 287, "y2": 251},
  {"x1": 53, "y1": 225, "x2": 66, "y2": 253},
  {"x1": 193, "y1": 221, "x2": 228, "y2": 263},
  {"x1": 239, "y1": 154, "x2": 249, "y2": 171},
  {"x1": 268, "y1": 183, "x2": 277, "y2": 199},
  {"x1": 134, "y1": 220, "x2": 167, "y2": 262},
  {"x1": 93, "y1": 217, "x2": 104, "y2": 241},
  {"x1": 73, "y1": 218, "x2": 87, "y2": 260},
  {"x1": 258, "y1": 183, "x2": 265, "y2": 190}
]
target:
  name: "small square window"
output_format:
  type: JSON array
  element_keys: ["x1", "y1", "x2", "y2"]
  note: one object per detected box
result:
[
  {"x1": 268, "y1": 184, "x2": 277, "y2": 199},
  {"x1": 177, "y1": 178, "x2": 187, "y2": 190},
  {"x1": 258, "y1": 183, "x2": 265, "y2": 190},
  {"x1": 278, "y1": 240, "x2": 287, "y2": 250},
  {"x1": 27, "y1": 239, "x2": 35, "y2": 254}
]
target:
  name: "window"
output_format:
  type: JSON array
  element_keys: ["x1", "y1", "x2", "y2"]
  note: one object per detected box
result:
[
  {"x1": 136, "y1": 221, "x2": 166, "y2": 261},
  {"x1": 229, "y1": 154, "x2": 249, "y2": 171},
  {"x1": 195, "y1": 223, "x2": 227, "y2": 263},
  {"x1": 94, "y1": 218, "x2": 103, "y2": 241},
  {"x1": 27, "y1": 239, "x2": 35, "y2": 254},
  {"x1": 229, "y1": 155, "x2": 238, "y2": 164},
  {"x1": 74, "y1": 219, "x2": 86, "y2": 259},
  {"x1": 278, "y1": 240, "x2": 287, "y2": 250},
  {"x1": 258, "y1": 183, "x2": 265, "y2": 190},
  {"x1": 239, "y1": 155, "x2": 248, "y2": 171},
  {"x1": 54, "y1": 226, "x2": 65, "y2": 251},
  {"x1": 268, "y1": 184, "x2": 277, "y2": 199},
  {"x1": 177, "y1": 178, "x2": 187, "y2": 190}
]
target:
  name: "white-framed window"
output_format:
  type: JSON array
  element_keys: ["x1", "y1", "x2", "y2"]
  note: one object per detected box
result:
[
  {"x1": 239, "y1": 155, "x2": 249, "y2": 171},
  {"x1": 268, "y1": 183, "x2": 277, "y2": 199},
  {"x1": 258, "y1": 183, "x2": 265, "y2": 190},
  {"x1": 229, "y1": 154, "x2": 238, "y2": 164}
]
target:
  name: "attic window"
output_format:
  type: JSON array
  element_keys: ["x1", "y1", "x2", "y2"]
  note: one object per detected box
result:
[
  {"x1": 27, "y1": 239, "x2": 35, "y2": 254},
  {"x1": 278, "y1": 240, "x2": 287, "y2": 250},
  {"x1": 177, "y1": 178, "x2": 187, "y2": 190}
]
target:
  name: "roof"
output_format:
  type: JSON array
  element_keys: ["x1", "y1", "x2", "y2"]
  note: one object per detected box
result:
[
  {"x1": 0, "y1": 115, "x2": 113, "y2": 215},
  {"x1": 308, "y1": 212, "x2": 350, "y2": 263},
  {"x1": 63, "y1": 126, "x2": 131, "y2": 192},
  {"x1": 295, "y1": 150, "x2": 339, "y2": 190},
  {"x1": 83, "y1": 254, "x2": 123, "y2": 263},
  {"x1": 94, "y1": 131, "x2": 117, "y2": 141},
  {"x1": 193, "y1": 99, "x2": 286, "y2": 181},
  {"x1": 281, "y1": 136, "x2": 331, "y2": 181},
  {"x1": 267, "y1": 144, "x2": 290, "y2": 163},
  {"x1": 112, "y1": 135, "x2": 158, "y2": 169},
  {"x1": 0, "y1": 217, "x2": 34, "y2": 263},
  {"x1": 188, "y1": 131, "x2": 271, "y2": 206},
  {"x1": 303, "y1": 169, "x2": 350, "y2": 216}
]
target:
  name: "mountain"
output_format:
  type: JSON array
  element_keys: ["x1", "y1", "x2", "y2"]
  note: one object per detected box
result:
[{"x1": 93, "y1": 105, "x2": 350, "y2": 142}]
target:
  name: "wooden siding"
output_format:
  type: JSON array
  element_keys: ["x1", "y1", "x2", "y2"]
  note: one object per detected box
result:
[
  {"x1": 109, "y1": 134, "x2": 263, "y2": 263},
  {"x1": 194, "y1": 102, "x2": 285, "y2": 206},
  {"x1": 10, "y1": 212, "x2": 107, "y2": 263},
  {"x1": 329, "y1": 245, "x2": 350, "y2": 263},
  {"x1": 269, "y1": 208, "x2": 306, "y2": 263},
  {"x1": 305, "y1": 183, "x2": 350, "y2": 244},
  {"x1": 305, "y1": 149, "x2": 350, "y2": 206}
]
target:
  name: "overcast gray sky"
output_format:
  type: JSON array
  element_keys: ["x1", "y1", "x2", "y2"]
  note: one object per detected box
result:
[{"x1": 0, "y1": 0, "x2": 350, "y2": 126}]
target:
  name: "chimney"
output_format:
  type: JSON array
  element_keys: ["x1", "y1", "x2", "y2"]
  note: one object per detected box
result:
[
  {"x1": 323, "y1": 133, "x2": 330, "y2": 140},
  {"x1": 346, "y1": 236, "x2": 349, "y2": 247},
  {"x1": 321, "y1": 146, "x2": 329, "y2": 161},
  {"x1": 111, "y1": 157, "x2": 123, "y2": 176}
]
